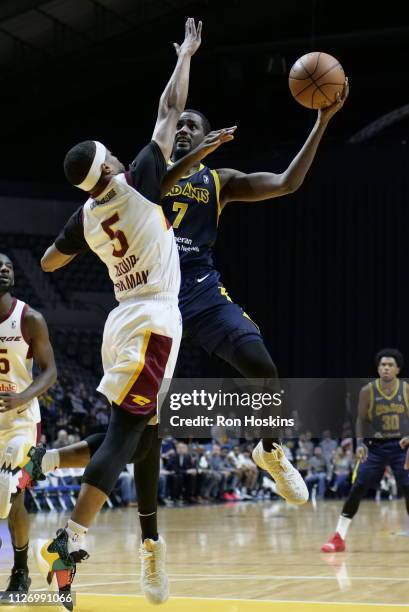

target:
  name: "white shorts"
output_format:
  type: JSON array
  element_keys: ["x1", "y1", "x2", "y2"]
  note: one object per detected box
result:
[
  {"x1": 0, "y1": 421, "x2": 40, "y2": 470},
  {"x1": 97, "y1": 296, "x2": 182, "y2": 418}
]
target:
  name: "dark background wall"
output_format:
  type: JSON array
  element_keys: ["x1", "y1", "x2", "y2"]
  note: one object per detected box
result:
[{"x1": 1, "y1": 0, "x2": 409, "y2": 379}]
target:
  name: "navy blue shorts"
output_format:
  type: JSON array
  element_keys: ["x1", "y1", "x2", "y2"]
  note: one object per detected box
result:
[
  {"x1": 179, "y1": 270, "x2": 262, "y2": 358},
  {"x1": 355, "y1": 439, "x2": 409, "y2": 488}
]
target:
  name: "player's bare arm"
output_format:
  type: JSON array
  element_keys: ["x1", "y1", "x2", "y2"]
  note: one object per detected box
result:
[
  {"x1": 355, "y1": 383, "x2": 371, "y2": 462},
  {"x1": 152, "y1": 17, "x2": 202, "y2": 161},
  {"x1": 0, "y1": 308, "x2": 57, "y2": 413},
  {"x1": 160, "y1": 127, "x2": 236, "y2": 197},
  {"x1": 217, "y1": 79, "x2": 349, "y2": 209},
  {"x1": 41, "y1": 244, "x2": 77, "y2": 273},
  {"x1": 399, "y1": 381, "x2": 409, "y2": 467}
]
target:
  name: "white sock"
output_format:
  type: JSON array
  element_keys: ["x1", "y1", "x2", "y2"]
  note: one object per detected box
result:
[
  {"x1": 66, "y1": 519, "x2": 88, "y2": 552},
  {"x1": 41, "y1": 449, "x2": 60, "y2": 473},
  {"x1": 336, "y1": 515, "x2": 351, "y2": 539}
]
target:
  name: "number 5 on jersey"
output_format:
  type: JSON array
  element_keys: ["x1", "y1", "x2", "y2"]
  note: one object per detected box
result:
[
  {"x1": 0, "y1": 348, "x2": 10, "y2": 374},
  {"x1": 101, "y1": 213, "x2": 129, "y2": 258}
]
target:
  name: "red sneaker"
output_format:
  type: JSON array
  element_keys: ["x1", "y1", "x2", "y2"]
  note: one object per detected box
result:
[
  {"x1": 222, "y1": 492, "x2": 234, "y2": 501},
  {"x1": 321, "y1": 532, "x2": 346, "y2": 553}
]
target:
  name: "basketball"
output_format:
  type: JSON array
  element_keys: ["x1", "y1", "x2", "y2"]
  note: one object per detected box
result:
[{"x1": 289, "y1": 52, "x2": 345, "y2": 109}]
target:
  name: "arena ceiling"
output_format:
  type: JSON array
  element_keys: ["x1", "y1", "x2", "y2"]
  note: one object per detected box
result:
[{"x1": 0, "y1": 0, "x2": 408, "y2": 182}]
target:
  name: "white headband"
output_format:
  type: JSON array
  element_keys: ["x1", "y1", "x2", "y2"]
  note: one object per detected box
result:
[{"x1": 75, "y1": 141, "x2": 107, "y2": 192}]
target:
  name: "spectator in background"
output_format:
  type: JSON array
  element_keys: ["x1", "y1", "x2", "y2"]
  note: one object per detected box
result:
[
  {"x1": 305, "y1": 446, "x2": 330, "y2": 499},
  {"x1": 117, "y1": 465, "x2": 137, "y2": 507},
  {"x1": 166, "y1": 442, "x2": 197, "y2": 504},
  {"x1": 52, "y1": 429, "x2": 69, "y2": 449},
  {"x1": 195, "y1": 445, "x2": 218, "y2": 501},
  {"x1": 320, "y1": 430, "x2": 338, "y2": 464},
  {"x1": 210, "y1": 444, "x2": 237, "y2": 501},
  {"x1": 330, "y1": 439, "x2": 353, "y2": 497},
  {"x1": 298, "y1": 432, "x2": 314, "y2": 458}
]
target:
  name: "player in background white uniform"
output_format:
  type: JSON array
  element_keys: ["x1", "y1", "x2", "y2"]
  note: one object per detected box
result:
[
  {"x1": 33, "y1": 19, "x2": 207, "y2": 610},
  {"x1": 0, "y1": 254, "x2": 57, "y2": 596}
]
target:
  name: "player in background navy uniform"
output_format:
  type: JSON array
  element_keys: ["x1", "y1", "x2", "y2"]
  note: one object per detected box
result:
[
  {"x1": 160, "y1": 75, "x2": 349, "y2": 504},
  {"x1": 0, "y1": 254, "x2": 57, "y2": 596},
  {"x1": 322, "y1": 348, "x2": 409, "y2": 552}
]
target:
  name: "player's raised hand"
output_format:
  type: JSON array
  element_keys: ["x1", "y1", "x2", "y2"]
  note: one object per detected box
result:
[
  {"x1": 318, "y1": 77, "x2": 349, "y2": 123},
  {"x1": 173, "y1": 18, "x2": 202, "y2": 57},
  {"x1": 194, "y1": 126, "x2": 237, "y2": 158}
]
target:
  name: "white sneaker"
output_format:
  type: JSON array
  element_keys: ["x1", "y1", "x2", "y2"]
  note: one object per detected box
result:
[
  {"x1": 0, "y1": 467, "x2": 21, "y2": 519},
  {"x1": 252, "y1": 441, "x2": 308, "y2": 505},
  {"x1": 140, "y1": 536, "x2": 169, "y2": 604}
]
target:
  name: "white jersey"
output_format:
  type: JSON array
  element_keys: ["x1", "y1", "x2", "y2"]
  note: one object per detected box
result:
[
  {"x1": 0, "y1": 299, "x2": 41, "y2": 430},
  {"x1": 82, "y1": 173, "x2": 180, "y2": 303}
]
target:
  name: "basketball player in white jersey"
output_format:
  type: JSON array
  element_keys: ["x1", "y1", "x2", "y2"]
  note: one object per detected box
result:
[
  {"x1": 33, "y1": 18, "x2": 203, "y2": 609},
  {"x1": 0, "y1": 253, "x2": 57, "y2": 596}
]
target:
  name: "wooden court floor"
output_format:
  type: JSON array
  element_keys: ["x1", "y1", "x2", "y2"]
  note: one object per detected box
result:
[{"x1": 1, "y1": 499, "x2": 409, "y2": 611}]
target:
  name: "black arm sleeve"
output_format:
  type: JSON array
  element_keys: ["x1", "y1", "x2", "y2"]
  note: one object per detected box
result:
[
  {"x1": 127, "y1": 141, "x2": 167, "y2": 203},
  {"x1": 54, "y1": 206, "x2": 89, "y2": 255}
]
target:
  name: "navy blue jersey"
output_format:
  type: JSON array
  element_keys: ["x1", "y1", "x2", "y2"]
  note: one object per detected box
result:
[
  {"x1": 368, "y1": 379, "x2": 409, "y2": 438},
  {"x1": 161, "y1": 163, "x2": 221, "y2": 277}
]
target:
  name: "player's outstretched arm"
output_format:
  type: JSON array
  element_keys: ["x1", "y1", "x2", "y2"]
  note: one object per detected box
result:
[
  {"x1": 41, "y1": 207, "x2": 88, "y2": 272},
  {"x1": 160, "y1": 127, "x2": 236, "y2": 197},
  {"x1": 217, "y1": 78, "x2": 349, "y2": 209},
  {"x1": 152, "y1": 18, "x2": 202, "y2": 161},
  {"x1": 0, "y1": 309, "x2": 57, "y2": 413},
  {"x1": 41, "y1": 244, "x2": 77, "y2": 272}
]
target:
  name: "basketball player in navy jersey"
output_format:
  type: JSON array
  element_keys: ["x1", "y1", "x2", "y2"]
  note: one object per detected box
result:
[
  {"x1": 322, "y1": 348, "x2": 409, "y2": 552},
  {"x1": 0, "y1": 254, "x2": 57, "y2": 596},
  {"x1": 159, "y1": 76, "x2": 349, "y2": 504}
]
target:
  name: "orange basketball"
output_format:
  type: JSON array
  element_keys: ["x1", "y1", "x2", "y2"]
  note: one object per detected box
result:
[{"x1": 289, "y1": 52, "x2": 345, "y2": 109}]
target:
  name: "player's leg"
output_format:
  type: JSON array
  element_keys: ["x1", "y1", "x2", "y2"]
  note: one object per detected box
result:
[
  {"x1": 386, "y1": 440, "x2": 409, "y2": 516},
  {"x1": 4, "y1": 491, "x2": 31, "y2": 594},
  {"x1": 215, "y1": 337, "x2": 309, "y2": 505},
  {"x1": 133, "y1": 426, "x2": 169, "y2": 604},
  {"x1": 322, "y1": 442, "x2": 385, "y2": 552}
]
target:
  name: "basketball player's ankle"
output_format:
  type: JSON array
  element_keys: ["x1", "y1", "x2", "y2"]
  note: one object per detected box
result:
[
  {"x1": 42, "y1": 449, "x2": 60, "y2": 474},
  {"x1": 66, "y1": 519, "x2": 88, "y2": 552},
  {"x1": 139, "y1": 510, "x2": 158, "y2": 542},
  {"x1": 336, "y1": 515, "x2": 351, "y2": 540},
  {"x1": 13, "y1": 542, "x2": 29, "y2": 571}
]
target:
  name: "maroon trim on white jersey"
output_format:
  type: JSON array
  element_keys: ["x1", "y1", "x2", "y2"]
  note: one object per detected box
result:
[
  {"x1": 20, "y1": 303, "x2": 31, "y2": 345},
  {"x1": 0, "y1": 297, "x2": 17, "y2": 324}
]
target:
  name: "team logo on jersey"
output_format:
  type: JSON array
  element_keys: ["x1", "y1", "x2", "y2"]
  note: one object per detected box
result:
[
  {"x1": 130, "y1": 394, "x2": 151, "y2": 406},
  {"x1": 166, "y1": 182, "x2": 210, "y2": 204},
  {"x1": 203, "y1": 175, "x2": 209, "y2": 184},
  {"x1": 0, "y1": 336, "x2": 22, "y2": 342},
  {"x1": 90, "y1": 188, "x2": 117, "y2": 209},
  {"x1": 0, "y1": 381, "x2": 17, "y2": 392}
]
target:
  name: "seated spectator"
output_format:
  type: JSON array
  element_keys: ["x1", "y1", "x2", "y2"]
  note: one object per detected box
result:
[
  {"x1": 329, "y1": 440, "x2": 353, "y2": 497},
  {"x1": 195, "y1": 446, "x2": 218, "y2": 501},
  {"x1": 305, "y1": 446, "x2": 330, "y2": 499},
  {"x1": 117, "y1": 464, "x2": 137, "y2": 507},
  {"x1": 166, "y1": 442, "x2": 197, "y2": 504},
  {"x1": 53, "y1": 429, "x2": 69, "y2": 449},
  {"x1": 209, "y1": 444, "x2": 238, "y2": 501},
  {"x1": 320, "y1": 430, "x2": 338, "y2": 464}
]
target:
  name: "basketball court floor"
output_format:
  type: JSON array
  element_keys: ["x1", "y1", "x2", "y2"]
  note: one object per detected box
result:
[{"x1": 1, "y1": 500, "x2": 408, "y2": 611}]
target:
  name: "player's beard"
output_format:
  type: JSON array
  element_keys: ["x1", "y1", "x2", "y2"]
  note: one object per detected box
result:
[{"x1": 171, "y1": 144, "x2": 192, "y2": 162}]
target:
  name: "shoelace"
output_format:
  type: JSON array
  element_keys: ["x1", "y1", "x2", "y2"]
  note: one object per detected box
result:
[{"x1": 141, "y1": 548, "x2": 163, "y2": 585}]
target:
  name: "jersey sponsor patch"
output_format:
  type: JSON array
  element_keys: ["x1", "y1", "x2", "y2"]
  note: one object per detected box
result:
[{"x1": 0, "y1": 381, "x2": 17, "y2": 392}]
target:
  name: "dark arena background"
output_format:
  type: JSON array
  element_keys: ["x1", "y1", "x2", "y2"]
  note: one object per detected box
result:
[{"x1": 1, "y1": 1, "x2": 409, "y2": 611}]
